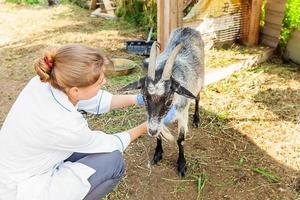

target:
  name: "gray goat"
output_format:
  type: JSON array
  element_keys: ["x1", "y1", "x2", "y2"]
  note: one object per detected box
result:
[{"x1": 121, "y1": 27, "x2": 204, "y2": 177}]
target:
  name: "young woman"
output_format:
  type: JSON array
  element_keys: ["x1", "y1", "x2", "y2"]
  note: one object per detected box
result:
[{"x1": 0, "y1": 44, "x2": 176, "y2": 200}]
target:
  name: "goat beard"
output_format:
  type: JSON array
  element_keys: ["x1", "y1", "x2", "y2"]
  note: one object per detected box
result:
[{"x1": 160, "y1": 125, "x2": 175, "y2": 143}]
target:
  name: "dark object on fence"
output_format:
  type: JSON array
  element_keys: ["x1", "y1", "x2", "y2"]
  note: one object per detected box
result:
[
  {"x1": 143, "y1": 57, "x2": 149, "y2": 70},
  {"x1": 48, "y1": 0, "x2": 60, "y2": 6},
  {"x1": 126, "y1": 41, "x2": 154, "y2": 56},
  {"x1": 125, "y1": 27, "x2": 154, "y2": 56}
]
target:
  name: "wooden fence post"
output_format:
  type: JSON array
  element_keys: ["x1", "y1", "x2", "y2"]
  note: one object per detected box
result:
[
  {"x1": 157, "y1": 0, "x2": 183, "y2": 50},
  {"x1": 90, "y1": 0, "x2": 97, "y2": 10},
  {"x1": 241, "y1": 0, "x2": 263, "y2": 46}
]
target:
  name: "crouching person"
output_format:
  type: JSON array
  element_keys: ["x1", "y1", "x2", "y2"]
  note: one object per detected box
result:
[{"x1": 0, "y1": 44, "x2": 149, "y2": 200}]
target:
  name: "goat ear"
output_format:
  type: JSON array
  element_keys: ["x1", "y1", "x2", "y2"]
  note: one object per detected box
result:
[
  {"x1": 171, "y1": 78, "x2": 197, "y2": 99},
  {"x1": 118, "y1": 77, "x2": 146, "y2": 91}
]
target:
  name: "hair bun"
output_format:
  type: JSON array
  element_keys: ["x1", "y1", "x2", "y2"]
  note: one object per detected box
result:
[{"x1": 34, "y1": 49, "x2": 56, "y2": 82}]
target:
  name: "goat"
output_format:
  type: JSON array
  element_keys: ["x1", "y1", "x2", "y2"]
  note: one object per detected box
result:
[{"x1": 120, "y1": 27, "x2": 204, "y2": 177}]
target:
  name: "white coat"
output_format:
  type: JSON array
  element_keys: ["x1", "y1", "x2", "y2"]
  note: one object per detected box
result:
[{"x1": 0, "y1": 76, "x2": 131, "y2": 200}]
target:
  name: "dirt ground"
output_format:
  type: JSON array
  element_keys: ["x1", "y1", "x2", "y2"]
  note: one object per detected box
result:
[{"x1": 0, "y1": 2, "x2": 299, "y2": 200}]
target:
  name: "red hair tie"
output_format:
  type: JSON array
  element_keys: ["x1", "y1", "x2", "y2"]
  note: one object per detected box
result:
[{"x1": 44, "y1": 56, "x2": 54, "y2": 69}]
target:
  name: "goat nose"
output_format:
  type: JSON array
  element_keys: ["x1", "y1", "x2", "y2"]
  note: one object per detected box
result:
[{"x1": 148, "y1": 128, "x2": 158, "y2": 137}]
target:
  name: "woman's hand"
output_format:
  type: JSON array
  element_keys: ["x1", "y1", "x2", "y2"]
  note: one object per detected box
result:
[
  {"x1": 127, "y1": 122, "x2": 148, "y2": 142},
  {"x1": 126, "y1": 105, "x2": 176, "y2": 143},
  {"x1": 136, "y1": 93, "x2": 145, "y2": 106},
  {"x1": 163, "y1": 105, "x2": 176, "y2": 125}
]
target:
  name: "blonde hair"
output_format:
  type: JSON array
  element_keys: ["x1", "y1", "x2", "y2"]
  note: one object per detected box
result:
[{"x1": 34, "y1": 44, "x2": 111, "y2": 90}]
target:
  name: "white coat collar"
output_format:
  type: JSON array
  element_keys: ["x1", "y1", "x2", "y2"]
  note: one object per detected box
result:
[{"x1": 49, "y1": 85, "x2": 78, "y2": 112}]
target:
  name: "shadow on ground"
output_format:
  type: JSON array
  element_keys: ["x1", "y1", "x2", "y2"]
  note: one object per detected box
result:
[
  {"x1": 254, "y1": 88, "x2": 300, "y2": 124},
  {"x1": 110, "y1": 106, "x2": 299, "y2": 200}
]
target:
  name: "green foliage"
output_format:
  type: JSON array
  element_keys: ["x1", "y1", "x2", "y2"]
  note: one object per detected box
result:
[
  {"x1": 191, "y1": 173, "x2": 206, "y2": 200},
  {"x1": 260, "y1": 0, "x2": 266, "y2": 26},
  {"x1": 280, "y1": 0, "x2": 300, "y2": 49},
  {"x1": 252, "y1": 167, "x2": 280, "y2": 183},
  {"x1": 5, "y1": 0, "x2": 42, "y2": 5},
  {"x1": 116, "y1": 0, "x2": 157, "y2": 38},
  {"x1": 67, "y1": 0, "x2": 89, "y2": 9}
]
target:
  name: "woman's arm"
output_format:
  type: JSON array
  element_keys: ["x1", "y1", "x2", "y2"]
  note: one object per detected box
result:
[
  {"x1": 127, "y1": 122, "x2": 147, "y2": 142},
  {"x1": 77, "y1": 91, "x2": 143, "y2": 114},
  {"x1": 49, "y1": 116, "x2": 148, "y2": 153},
  {"x1": 110, "y1": 95, "x2": 138, "y2": 110}
]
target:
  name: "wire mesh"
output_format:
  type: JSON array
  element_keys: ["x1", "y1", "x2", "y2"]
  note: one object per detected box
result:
[{"x1": 184, "y1": 2, "x2": 250, "y2": 45}]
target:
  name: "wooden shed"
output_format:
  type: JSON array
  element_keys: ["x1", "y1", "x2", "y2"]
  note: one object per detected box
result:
[
  {"x1": 156, "y1": 0, "x2": 287, "y2": 85},
  {"x1": 157, "y1": 0, "x2": 287, "y2": 50}
]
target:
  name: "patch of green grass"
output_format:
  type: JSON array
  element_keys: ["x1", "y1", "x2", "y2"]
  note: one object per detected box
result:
[
  {"x1": 5, "y1": 0, "x2": 43, "y2": 5},
  {"x1": 186, "y1": 153, "x2": 209, "y2": 199},
  {"x1": 251, "y1": 167, "x2": 280, "y2": 183},
  {"x1": 99, "y1": 18, "x2": 140, "y2": 34},
  {"x1": 186, "y1": 151, "x2": 210, "y2": 172},
  {"x1": 216, "y1": 111, "x2": 230, "y2": 121},
  {"x1": 249, "y1": 66, "x2": 267, "y2": 74},
  {"x1": 280, "y1": 0, "x2": 300, "y2": 50},
  {"x1": 191, "y1": 173, "x2": 206, "y2": 200},
  {"x1": 103, "y1": 175, "x2": 130, "y2": 200},
  {"x1": 106, "y1": 70, "x2": 142, "y2": 92},
  {"x1": 87, "y1": 105, "x2": 145, "y2": 133}
]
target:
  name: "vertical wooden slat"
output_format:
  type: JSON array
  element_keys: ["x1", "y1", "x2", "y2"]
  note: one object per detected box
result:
[
  {"x1": 240, "y1": 0, "x2": 250, "y2": 44},
  {"x1": 90, "y1": 0, "x2": 97, "y2": 10},
  {"x1": 102, "y1": 0, "x2": 115, "y2": 16},
  {"x1": 261, "y1": 0, "x2": 287, "y2": 48},
  {"x1": 248, "y1": 0, "x2": 263, "y2": 45},
  {"x1": 178, "y1": 0, "x2": 183, "y2": 27},
  {"x1": 163, "y1": 0, "x2": 171, "y2": 49},
  {"x1": 157, "y1": 0, "x2": 183, "y2": 50},
  {"x1": 242, "y1": 0, "x2": 263, "y2": 46},
  {"x1": 157, "y1": 0, "x2": 165, "y2": 50}
]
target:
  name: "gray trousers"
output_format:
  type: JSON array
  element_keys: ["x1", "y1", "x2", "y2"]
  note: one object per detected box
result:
[{"x1": 64, "y1": 151, "x2": 125, "y2": 200}]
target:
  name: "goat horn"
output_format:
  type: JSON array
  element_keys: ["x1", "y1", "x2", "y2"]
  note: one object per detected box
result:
[
  {"x1": 162, "y1": 43, "x2": 183, "y2": 80},
  {"x1": 148, "y1": 41, "x2": 160, "y2": 80}
]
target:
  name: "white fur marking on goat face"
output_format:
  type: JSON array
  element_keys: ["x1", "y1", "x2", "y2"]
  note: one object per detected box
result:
[
  {"x1": 147, "y1": 80, "x2": 165, "y2": 96},
  {"x1": 148, "y1": 117, "x2": 160, "y2": 132}
]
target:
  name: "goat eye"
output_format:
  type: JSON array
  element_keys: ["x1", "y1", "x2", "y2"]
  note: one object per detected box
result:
[{"x1": 165, "y1": 100, "x2": 172, "y2": 106}]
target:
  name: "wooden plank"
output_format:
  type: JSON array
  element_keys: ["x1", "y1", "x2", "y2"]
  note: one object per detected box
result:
[
  {"x1": 157, "y1": 0, "x2": 182, "y2": 51},
  {"x1": 240, "y1": 0, "x2": 250, "y2": 45},
  {"x1": 265, "y1": 12, "x2": 284, "y2": 25},
  {"x1": 266, "y1": 0, "x2": 286, "y2": 13},
  {"x1": 261, "y1": 0, "x2": 286, "y2": 47},
  {"x1": 261, "y1": 35, "x2": 279, "y2": 47},
  {"x1": 102, "y1": 0, "x2": 115, "y2": 15},
  {"x1": 178, "y1": 0, "x2": 183, "y2": 27},
  {"x1": 163, "y1": 0, "x2": 171, "y2": 50},
  {"x1": 264, "y1": 22, "x2": 283, "y2": 30},
  {"x1": 157, "y1": 0, "x2": 165, "y2": 50},
  {"x1": 183, "y1": 19, "x2": 202, "y2": 29},
  {"x1": 90, "y1": 0, "x2": 97, "y2": 10},
  {"x1": 169, "y1": 0, "x2": 177, "y2": 34},
  {"x1": 266, "y1": 8, "x2": 285, "y2": 16},
  {"x1": 245, "y1": 0, "x2": 263, "y2": 46},
  {"x1": 204, "y1": 48, "x2": 275, "y2": 86},
  {"x1": 262, "y1": 26, "x2": 281, "y2": 38}
]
